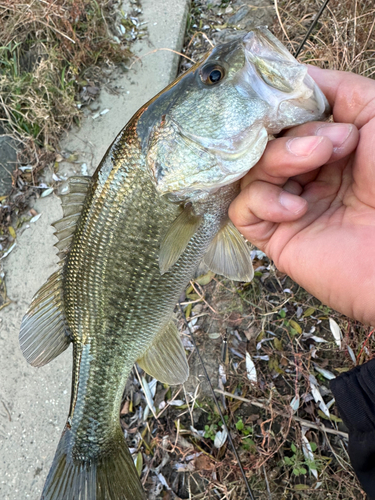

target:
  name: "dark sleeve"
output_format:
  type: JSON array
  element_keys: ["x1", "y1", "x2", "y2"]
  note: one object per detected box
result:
[{"x1": 330, "y1": 358, "x2": 375, "y2": 499}]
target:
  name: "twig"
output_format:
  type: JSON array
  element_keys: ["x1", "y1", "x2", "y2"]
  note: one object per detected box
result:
[
  {"x1": 262, "y1": 465, "x2": 272, "y2": 500},
  {"x1": 324, "y1": 427, "x2": 352, "y2": 471},
  {"x1": 38, "y1": 19, "x2": 76, "y2": 44},
  {"x1": 190, "y1": 280, "x2": 218, "y2": 314},
  {"x1": 214, "y1": 389, "x2": 348, "y2": 439},
  {"x1": 187, "y1": 31, "x2": 214, "y2": 49},
  {"x1": 260, "y1": 297, "x2": 291, "y2": 316},
  {"x1": 183, "y1": 383, "x2": 199, "y2": 428},
  {"x1": 356, "y1": 327, "x2": 375, "y2": 363},
  {"x1": 2, "y1": 401, "x2": 11, "y2": 422},
  {"x1": 274, "y1": 0, "x2": 291, "y2": 45},
  {"x1": 179, "y1": 298, "x2": 204, "y2": 306},
  {"x1": 155, "y1": 386, "x2": 183, "y2": 419},
  {"x1": 129, "y1": 48, "x2": 195, "y2": 70},
  {"x1": 173, "y1": 418, "x2": 180, "y2": 453}
]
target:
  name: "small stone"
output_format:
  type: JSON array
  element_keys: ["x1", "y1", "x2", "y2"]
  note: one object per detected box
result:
[{"x1": 89, "y1": 102, "x2": 100, "y2": 112}]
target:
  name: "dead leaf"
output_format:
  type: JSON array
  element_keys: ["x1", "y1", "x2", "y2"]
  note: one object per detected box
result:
[
  {"x1": 120, "y1": 400, "x2": 129, "y2": 415},
  {"x1": 335, "y1": 367, "x2": 349, "y2": 373},
  {"x1": 289, "y1": 320, "x2": 302, "y2": 334},
  {"x1": 247, "y1": 414, "x2": 260, "y2": 422},
  {"x1": 214, "y1": 428, "x2": 228, "y2": 448},
  {"x1": 329, "y1": 318, "x2": 343, "y2": 348},
  {"x1": 294, "y1": 484, "x2": 310, "y2": 491},
  {"x1": 195, "y1": 454, "x2": 214, "y2": 471},
  {"x1": 303, "y1": 307, "x2": 315, "y2": 317},
  {"x1": 273, "y1": 337, "x2": 283, "y2": 351},
  {"x1": 134, "y1": 452, "x2": 143, "y2": 477},
  {"x1": 195, "y1": 270, "x2": 215, "y2": 286},
  {"x1": 244, "y1": 327, "x2": 258, "y2": 341},
  {"x1": 246, "y1": 352, "x2": 257, "y2": 382}
]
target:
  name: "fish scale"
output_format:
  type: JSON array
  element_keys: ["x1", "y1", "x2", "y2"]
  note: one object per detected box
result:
[
  {"x1": 19, "y1": 27, "x2": 329, "y2": 499},
  {"x1": 63, "y1": 123, "x2": 235, "y2": 462}
]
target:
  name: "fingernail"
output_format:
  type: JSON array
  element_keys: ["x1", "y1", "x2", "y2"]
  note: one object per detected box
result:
[
  {"x1": 316, "y1": 123, "x2": 353, "y2": 148},
  {"x1": 286, "y1": 136, "x2": 323, "y2": 157},
  {"x1": 279, "y1": 191, "x2": 307, "y2": 214}
]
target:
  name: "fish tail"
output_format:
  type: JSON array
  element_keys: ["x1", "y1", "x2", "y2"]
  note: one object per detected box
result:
[{"x1": 41, "y1": 426, "x2": 145, "y2": 500}]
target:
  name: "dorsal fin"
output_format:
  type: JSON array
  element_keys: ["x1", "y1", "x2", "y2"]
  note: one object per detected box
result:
[
  {"x1": 52, "y1": 176, "x2": 91, "y2": 259},
  {"x1": 203, "y1": 220, "x2": 254, "y2": 282},
  {"x1": 19, "y1": 177, "x2": 91, "y2": 367},
  {"x1": 19, "y1": 267, "x2": 71, "y2": 367}
]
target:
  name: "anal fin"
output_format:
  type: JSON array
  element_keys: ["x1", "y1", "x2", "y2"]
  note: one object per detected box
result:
[
  {"x1": 203, "y1": 220, "x2": 254, "y2": 282},
  {"x1": 159, "y1": 204, "x2": 202, "y2": 274},
  {"x1": 137, "y1": 321, "x2": 189, "y2": 385},
  {"x1": 20, "y1": 267, "x2": 71, "y2": 367}
]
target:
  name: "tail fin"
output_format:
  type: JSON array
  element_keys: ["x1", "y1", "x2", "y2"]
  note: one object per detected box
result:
[{"x1": 41, "y1": 427, "x2": 145, "y2": 500}]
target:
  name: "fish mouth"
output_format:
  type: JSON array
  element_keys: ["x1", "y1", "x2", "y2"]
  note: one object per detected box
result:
[
  {"x1": 182, "y1": 120, "x2": 267, "y2": 162},
  {"x1": 242, "y1": 27, "x2": 307, "y2": 94},
  {"x1": 240, "y1": 27, "x2": 331, "y2": 131}
]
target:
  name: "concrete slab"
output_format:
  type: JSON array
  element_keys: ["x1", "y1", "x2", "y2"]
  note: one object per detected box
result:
[{"x1": 0, "y1": 0, "x2": 189, "y2": 498}]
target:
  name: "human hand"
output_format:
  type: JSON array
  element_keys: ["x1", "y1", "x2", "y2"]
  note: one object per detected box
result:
[{"x1": 229, "y1": 67, "x2": 375, "y2": 325}]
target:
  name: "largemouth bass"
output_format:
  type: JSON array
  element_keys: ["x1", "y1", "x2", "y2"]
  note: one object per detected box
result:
[{"x1": 19, "y1": 27, "x2": 329, "y2": 500}]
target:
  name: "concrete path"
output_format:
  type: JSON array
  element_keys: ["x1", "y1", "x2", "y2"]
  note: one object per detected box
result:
[{"x1": 0, "y1": 1, "x2": 189, "y2": 498}]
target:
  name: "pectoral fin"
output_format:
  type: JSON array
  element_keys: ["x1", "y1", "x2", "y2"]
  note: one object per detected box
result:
[
  {"x1": 159, "y1": 204, "x2": 202, "y2": 274},
  {"x1": 137, "y1": 321, "x2": 189, "y2": 385},
  {"x1": 203, "y1": 220, "x2": 254, "y2": 282}
]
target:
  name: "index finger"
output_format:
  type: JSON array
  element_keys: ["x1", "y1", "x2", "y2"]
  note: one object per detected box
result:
[{"x1": 307, "y1": 66, "x2": 375, "y2": 129}]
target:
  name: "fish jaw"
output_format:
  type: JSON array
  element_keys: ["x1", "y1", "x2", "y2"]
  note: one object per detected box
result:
[{"x1": 241, "y1": 27, "x2": 331, "y2": 132}]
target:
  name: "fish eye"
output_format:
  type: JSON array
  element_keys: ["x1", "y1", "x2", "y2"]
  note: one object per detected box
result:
[{"x1": 200, "y1": 65, "x2": 225, "y2": 85}]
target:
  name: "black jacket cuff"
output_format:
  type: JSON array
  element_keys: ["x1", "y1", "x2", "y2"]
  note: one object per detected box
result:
[{"x1": 331, "y1": 358, "x2": 375, "y2": 498}]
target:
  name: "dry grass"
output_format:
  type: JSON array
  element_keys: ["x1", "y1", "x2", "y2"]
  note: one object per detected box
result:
[
  {"x1": 273, "y1": 0, "x2": 375, "y2": 77},
  {"x1": 0, "y1": 0, "x2": 138, "y2": 266},
  {"x1": 0, "y1": 0, "x2": 132, "y2": 149}
]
